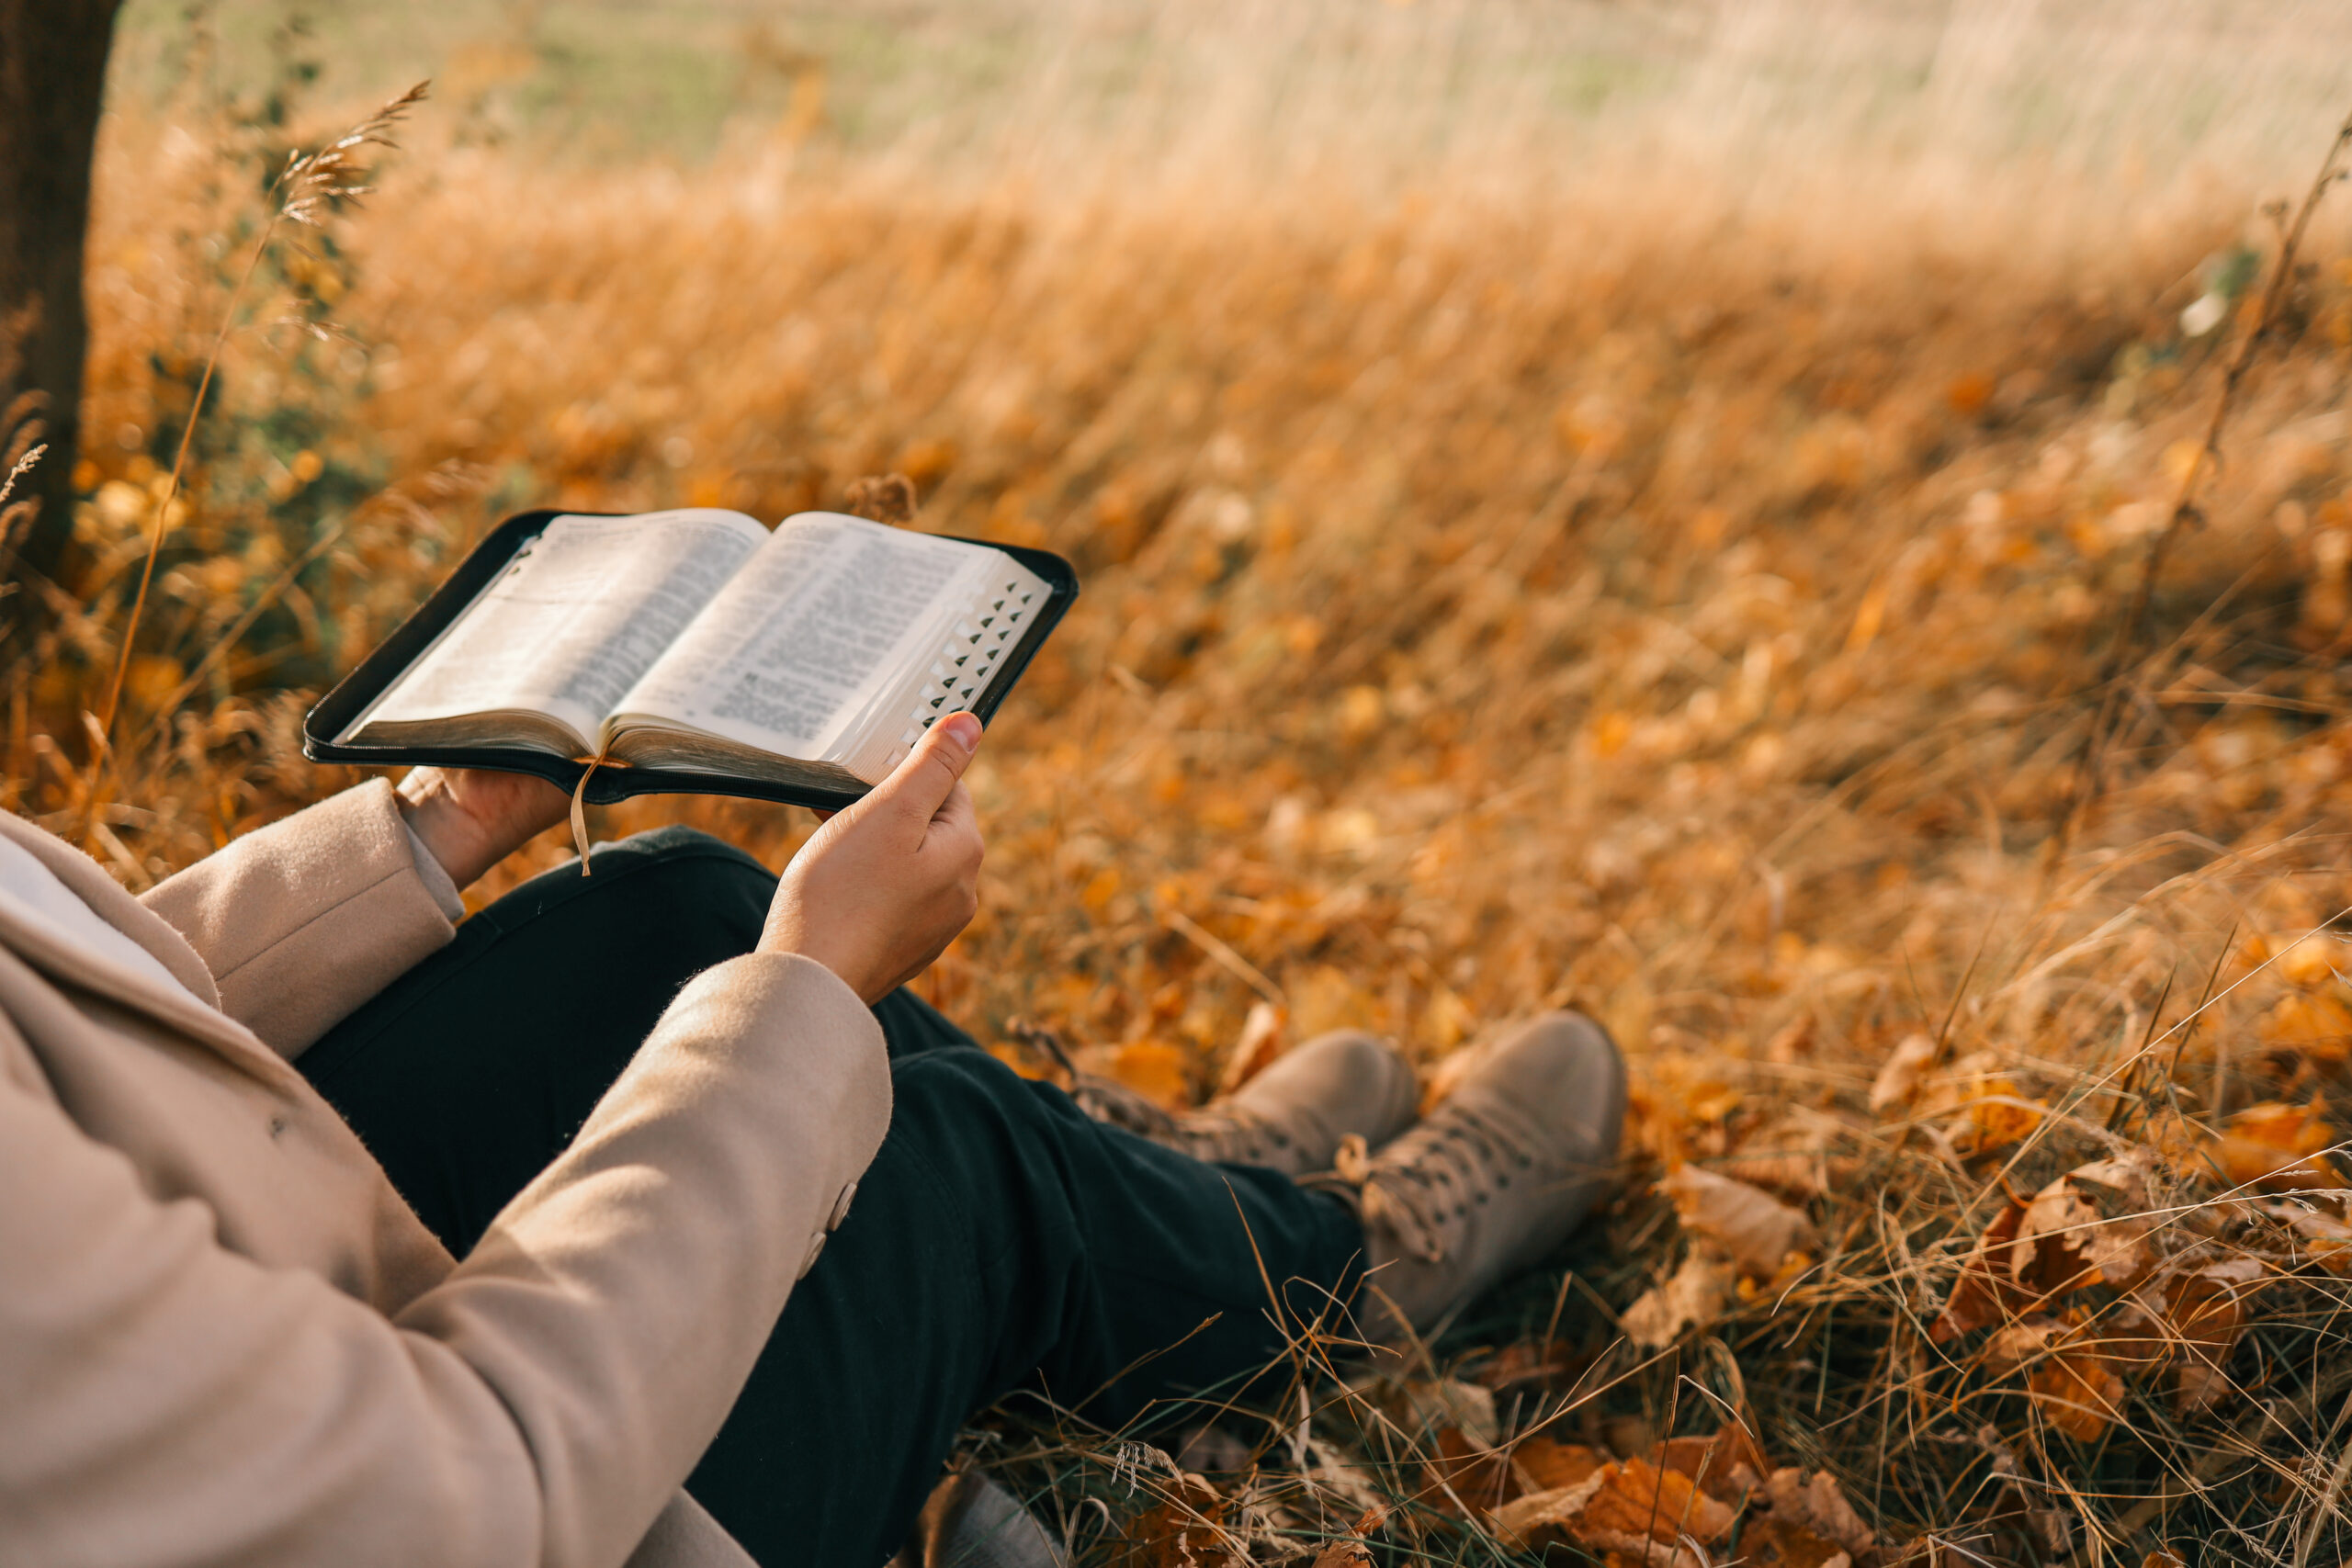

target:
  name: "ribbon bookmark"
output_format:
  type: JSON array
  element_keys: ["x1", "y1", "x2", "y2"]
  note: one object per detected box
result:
[{"x1": 569, "y1": 751, "x2": 612, "y2": 875}]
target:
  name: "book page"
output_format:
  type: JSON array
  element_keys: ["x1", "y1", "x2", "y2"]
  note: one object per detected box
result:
[
  {"x1": 613, "y1": 515, "x2": 981, "y2": 758},
  {"x1": 845, "y1": 549, "x2": 1054, "y2": 780},
  {"x1": 344, "y1": 510, "x2": 765, "y2": 746}
]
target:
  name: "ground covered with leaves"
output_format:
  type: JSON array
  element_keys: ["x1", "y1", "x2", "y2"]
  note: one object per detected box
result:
[{"x1": 18, "y1": 60, "x2": 2352, "y2": 1566}]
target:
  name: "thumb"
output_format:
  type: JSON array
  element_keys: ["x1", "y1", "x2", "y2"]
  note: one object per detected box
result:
[{"x1": 870, "y1": 712, "x2": 982, "y2": 822}]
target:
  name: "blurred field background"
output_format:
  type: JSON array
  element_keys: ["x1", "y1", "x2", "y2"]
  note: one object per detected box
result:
[{"x1": 21, "y1": 0, "x2": 2352, "y2": 1562}]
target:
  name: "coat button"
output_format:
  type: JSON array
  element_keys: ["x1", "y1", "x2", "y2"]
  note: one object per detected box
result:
[
  {"x1": 796, "y1": 1231, "x2": 826, "y2": 1280},
  {"x1": 826, "y1": 1181, "x2": 858, "y2": 1233}
]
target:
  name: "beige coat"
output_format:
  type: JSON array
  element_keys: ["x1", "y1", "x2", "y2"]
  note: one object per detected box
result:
[{"x1": 0, "y1": 781, "x2": 893, "y2": 1568}]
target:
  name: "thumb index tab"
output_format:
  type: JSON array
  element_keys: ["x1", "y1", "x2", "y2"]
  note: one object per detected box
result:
[{"x1": 877, "y1": 711, "x2": 981, "y2": 817}]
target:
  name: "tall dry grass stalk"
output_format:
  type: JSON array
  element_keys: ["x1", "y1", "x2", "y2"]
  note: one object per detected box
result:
[
  {"x1": 24, "y1": 8, "x2": 2352, "y2": 1557},
  {"x1": 83, "y1": 79, "x2": 427, "y2": 836},
  {"x1": 2054, "y1": 107, "x2": 2352, "y2": 867}
]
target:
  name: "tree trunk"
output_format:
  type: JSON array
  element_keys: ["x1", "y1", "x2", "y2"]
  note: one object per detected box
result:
[{"x1": 0, "y1": 0, "x2": 123, "y2": 592}]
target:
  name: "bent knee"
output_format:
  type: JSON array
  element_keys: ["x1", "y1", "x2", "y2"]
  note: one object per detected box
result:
[
  {"x1": 592, "y1": 823, "x2": 768, "y2": 873},
  {"x1": 888, "y1": 1047, "x2": 1073, "y2": 1148},
  {"x1": 510, "y1": 826, "x2": 777, "y2": 956}
]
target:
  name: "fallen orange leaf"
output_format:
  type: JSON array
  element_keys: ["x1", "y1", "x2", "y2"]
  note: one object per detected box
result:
[
  {"x1": 2028, "y1": 1347, "x2": 2128, "y2": 1441},
  {"x1": 1108, "y1": 1473, "x2": 1235, "y2": 1568},
  {"x1": 1932, "y1": 1152, "x2": 2164, "y2": 1343},
  {"x1": 1985, "y1": 1317, "x2": 2127, "y2": 1441},
  {"x1": 1419, "y1": 1427, "x2": 1521, "y2": 1517},
  {"x1": 2165, "y1": 1257, "x2": 2267, "y2": 1415},
  {"x1": 2267, "y1": 1201, "x2": 2352, "y2": 1272},
  {"x1": 1650, "y1": 1424, "x2": 1770, "y2": 1503},
  {"x1": 1622, "y1": 1248, "x2": 1737, "y2": 1348},
  {"x1": 1929, "y1": 1201, "x2": 2029, "y2": 1343},
  {"x1": 1513, "y1": 1435, "x2": 1607, "y2": 1493},
  {"x1": 1661, "y1": 1166, "x2": 1820, "y2": 1279},
  {"x1": 1075, "y1": 1040, "x2": 1192, "y2": 1112},
  {"x1": 1742, "y1": 1514, "x2": 1860, "y2": 1568},
  {"x1": 2011, "y1": 1151, "x2": 2161, "y2": 1295},
  {"x1": 2259, "y1": 990, "x2": 2352, "y2": 1063},
  {"x1": 2213, "y1": 1100, "x2": 2344, "y2": 1191},
  {"x1": 1492, "y1": 1459, "x2": 1736, "y2": 1559},
  {"x1": 1214, "y1": 1000, "x2": 1285, "y2": 1095},
  {"x1": 1868, "y1": 1032, "x2": 1939, "y2": 1115},
  {"x1": 1761, "y1": 1467, "x2": 1876, "y2": 1555}
]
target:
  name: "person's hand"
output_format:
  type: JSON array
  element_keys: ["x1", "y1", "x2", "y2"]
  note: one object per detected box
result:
[
  {"x1": 759, "y1": 713, "x2": 985, "y2": 1003},
  {"x1": 396, "y1": 766, "x2": 572, "y2": 890}
]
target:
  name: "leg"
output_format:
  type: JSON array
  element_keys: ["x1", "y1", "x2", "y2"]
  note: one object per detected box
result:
[
  {"x1": 306, "y1": 827, "x2": 987, "y2": 1251},
  {"x1": 303, "y1": 829, "x2": 1363, "y2": 1565},
  {"x1": 687, "y1": 1046, "x2": 1363, "y2": 1567},
  {"x1": 302, "y1": 825, "x2": 782, "y2": 1252}
]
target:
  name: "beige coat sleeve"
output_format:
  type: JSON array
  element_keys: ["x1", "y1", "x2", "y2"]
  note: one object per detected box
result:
[
  {"x1": 0, "y1": 953, "x2": 890, "y2": 1568},
  {"x1": 141, "y1": 780, "x2": 458, "y2": 1058}
]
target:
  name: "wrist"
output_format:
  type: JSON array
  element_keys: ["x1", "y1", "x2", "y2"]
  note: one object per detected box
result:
[
  {"x1": 757, "y1": 907, "x2": 878, "y2": 1003},
  {"x1": 395, "y1": 770, "x2": 503, "y2": 890}
]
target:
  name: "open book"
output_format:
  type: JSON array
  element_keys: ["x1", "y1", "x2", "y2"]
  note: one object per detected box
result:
[{"x1": 305, "y1": 508, "x2": 1076, "y2": 807}]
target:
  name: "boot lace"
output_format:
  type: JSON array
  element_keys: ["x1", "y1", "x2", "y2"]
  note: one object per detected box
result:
[
  {"x1": 1015, "y1": 1021, "x2": 1297, "y2": 1168},
  {"x1": 1069, "y1": 1074, "x2": 1293, "y2": 1167},
  {"x1": 1334, "y1": 1103, "x2": 1534, "y2": 1265}
]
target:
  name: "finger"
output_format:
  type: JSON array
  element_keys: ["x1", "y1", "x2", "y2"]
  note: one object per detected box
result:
[{"x1": 870, "y1": 712, "x2": 982, "y2": 824}]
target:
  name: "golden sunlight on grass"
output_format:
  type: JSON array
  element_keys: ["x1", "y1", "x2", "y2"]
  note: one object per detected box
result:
[{"x1": 22, "y1": 4, "x2": 2352, "y2": 1556}]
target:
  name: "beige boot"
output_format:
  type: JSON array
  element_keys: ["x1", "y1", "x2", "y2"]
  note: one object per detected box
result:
[
  {"x1": 1326, "y1": 1011, "x2": 1625, "y2": 1345},
  {"x1": 1071, "y1": 1029, "x2": 1419, "y2": 1179}
]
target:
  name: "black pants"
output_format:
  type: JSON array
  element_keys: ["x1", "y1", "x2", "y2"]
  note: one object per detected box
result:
[{"x1": 300, "y1": 826, "x2": 1364, "y2": 1568}]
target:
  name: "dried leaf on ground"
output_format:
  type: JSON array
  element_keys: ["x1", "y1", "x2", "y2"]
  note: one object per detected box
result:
[
  {"x1": 1306, "y1": 1540, "x2": 1370, "y2": 1568},
  {"x1": 2090, "y1": 1295, "x2": 2176, "y2": 1373},
  {"x1": 1514, "y1": 1436, "x2": 1608, "y2": 1493},
  {"x1": 1661, "y1": 1166, "x2": 1820, "y2": 1278},
  {"x1": 2164, "y1": 1256, "x2": 2267, "y2": 1414},
  {"x1": 1930, "y1": 1201, "x2": 2030, "y2": 1343},
  {"x1": 1623, "y1": 1248, "x2": 1737, "y2": 1348},
  {"x1": 1492, "y1": 1459, "x2": 1737, "y2": 1565},
  {"x1": 1870, "y1": 1031, "x2": 1939, "y2": 1114},
  {"x1": 2029, "y1": 1346, "x2": 2129, "y2": 1441},
  {"x1": 1296, "y1": 1448, "x2": 1388, "y2": 1521},
  {"x1": 1742, "y1": 1514, "x2": 1857, "y2": 1568},
  {"x1": 1346, "y1": 1374, "x2": 1498, "y2": 1449},
  {"x1": 1650, "y1": 1423, "x2": 1770, "y2": 1503},
  {"x1": 1420, "y1": 1427, "x2": 1522, "y2": 1517},
  {"x1": 2212, "y1": 1100, "x2": 2345, "y2": 1191},
  {"x1": 1960, "y1": 1086, "x2": 2046, "y2": 1153},
  {"x1": 2011, "y1": 1150, "x2": 2162, "y2": 1295},
  {"x1": 1918, "y1": 1053, "x2": 2045, "y2": 1153},
  {"x1": 1306, "y1": 1499, "x2": 1382, "y2": 1568},
  {"x1": 2272, "y1": 932, "x2": 2346, "y2": 987},
  {"x1": 2259, "y1": 988, "x2": 2352, "y2": 1064},
  {"x1": 1763, "y1": 1468, "x2": 1876, "y2": 1554},
  {"x1": 1984, "y1": 1318, "x2": 2128, "y2": 1441},
  {"x1": 1073, "y1": 1041, "x2": 1193, "y2": 1112},
  {"x1": 1215, "y1": 1001, "x2": 1285, "y2": 1096},
  {"x1": 1109, "y1": 1472, "x2": 1236, "y2": 1568},
  {"x1": 2266, "y1": 1200, "x2": 2352, "y2": 1271},
  {"x1": 1720, "y1": 1105, "x2": 1865, "y2": 1196},
  {"x1": 1932, "y1": 1151, "x2": 2165, "y2": 1343}
]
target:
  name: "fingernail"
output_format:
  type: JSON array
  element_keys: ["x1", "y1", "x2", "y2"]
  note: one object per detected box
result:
[{"x1": 939, "y1": 712, "x2": 982, "y2": 754}]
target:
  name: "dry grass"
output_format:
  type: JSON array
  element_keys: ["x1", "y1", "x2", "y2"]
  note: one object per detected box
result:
[{"x1": 20, "y1": 12, "x2": 2352, "y2": 1561}]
